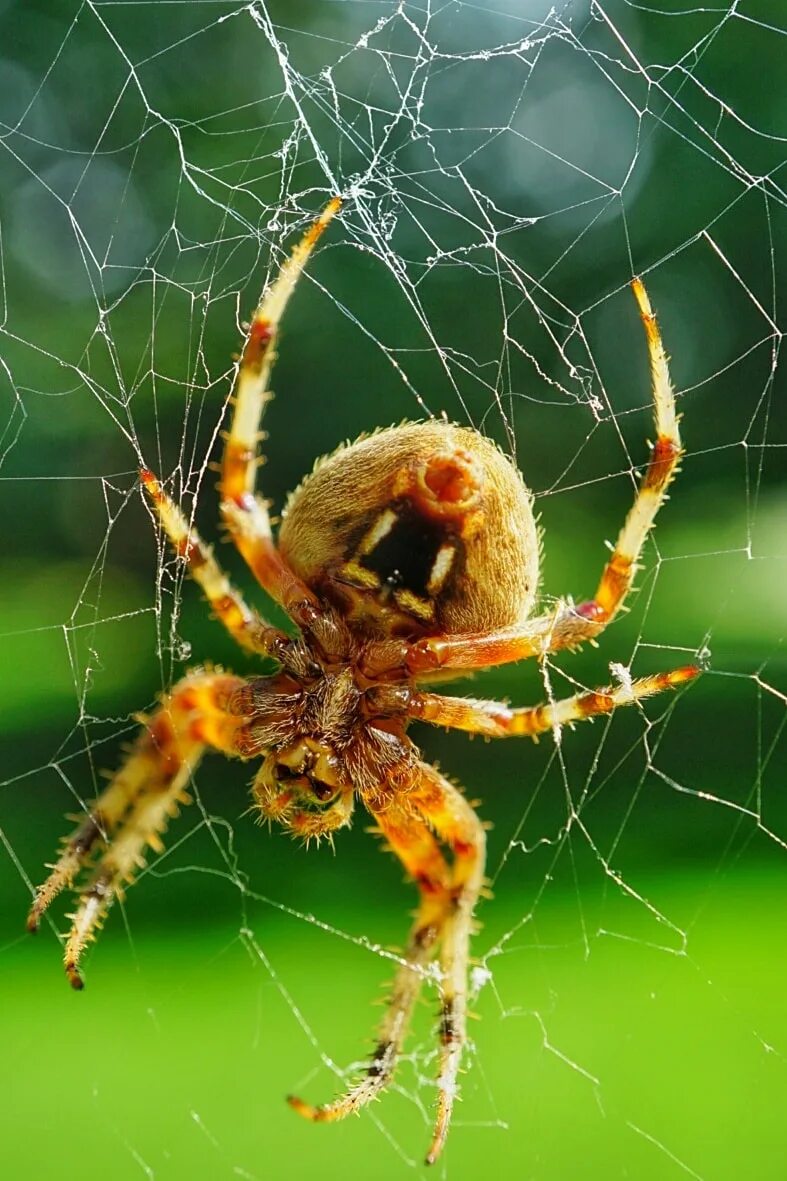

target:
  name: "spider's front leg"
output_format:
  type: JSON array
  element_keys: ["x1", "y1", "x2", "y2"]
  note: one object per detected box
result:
[
  {"x1": 290, "y1": 764, "x2": 485, "y2": 1167},
  {"x1": 288, "y1": 803, "x2": 452, "y2": 1124},
  {"x1": 28, "y1": 670, "x2": 248, "y2": 988}
]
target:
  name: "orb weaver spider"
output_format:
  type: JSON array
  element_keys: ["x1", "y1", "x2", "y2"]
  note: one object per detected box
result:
[{"x1": 29, "y1": 197, "x2": 698, "y2": 1164}]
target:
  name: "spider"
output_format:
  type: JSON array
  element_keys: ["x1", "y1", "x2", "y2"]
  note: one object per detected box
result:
[{"x1": 29, "y1": 198, "x2": 698, "y2": 1164}]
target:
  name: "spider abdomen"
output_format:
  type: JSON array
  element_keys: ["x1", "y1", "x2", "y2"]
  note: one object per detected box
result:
[{"x1": 279, "y1": 421, "x2": 539, "y2": 638}]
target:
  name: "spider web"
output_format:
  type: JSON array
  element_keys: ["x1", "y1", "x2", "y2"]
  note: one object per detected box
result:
[{"x1": 1, "y1": 1, "x2": 785, "y2": 1178}]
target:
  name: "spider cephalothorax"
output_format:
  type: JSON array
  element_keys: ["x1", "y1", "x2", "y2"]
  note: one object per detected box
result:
[
  {"x1": 228, "y1": 655, "x2": 419, "y2": 828},
  {"x1": 29, "y1": 199, "x2": 698, "y2": 1165}
]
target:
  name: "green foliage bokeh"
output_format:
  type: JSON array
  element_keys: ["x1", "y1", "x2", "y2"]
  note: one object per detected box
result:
[{"x1": 0, "y1": 3, "x2": 784, "y2": 1179}]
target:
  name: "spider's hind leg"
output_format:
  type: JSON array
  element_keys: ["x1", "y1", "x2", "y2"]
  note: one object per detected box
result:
[
  {"x1": 218, "y1": 199, "x2": 342, "y2": 626},
  {"x1": 140, "y1": 469, "x2": 289, "y2": 659},
  {"x1": 401, "y1": 277, "x2": 686, "y2": 676},
  {"x1": 29, "y1": 670, "x2": 246, "y2": 988}
]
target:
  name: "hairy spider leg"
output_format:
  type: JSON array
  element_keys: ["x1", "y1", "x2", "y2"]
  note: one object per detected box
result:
[
  {"x1": 32, "y1": 671, "x2": 247, "y2": 989},
  {"x1": 28, "y1": 760, "x2": 148, "y2": 935},
  {"x1": 220, "y1": 198, "x2": 342, "y2": 627},
  {"x1": 405, "y1": 665, "x2": 701, "y2": 738},
  {"x1": 288, "y1": 806, "x2": 452, "y2": 1122},
  {"x1": 402, "y1": 277, "x2": 685, "y2": 677},
  {"x1": 414, "y1": 765, "x2": 486, "y2": 1166},
  {"x1": 141, "y1": 470, "x2": 289, "y2": 659},
  {"x1": 590, "y1": 278, "x2": 681, "y2": 620}
]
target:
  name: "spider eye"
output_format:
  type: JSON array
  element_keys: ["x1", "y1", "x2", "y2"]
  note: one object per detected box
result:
[
  {"x1": 274, "y1": 739, "x2": 344, "y2": 808},
  {"x1": 309, "y1": 779, "x2": 337, "y2": 803},
  {"x1": 278, "y1": 768, "x2": 340, "y2": 810}
]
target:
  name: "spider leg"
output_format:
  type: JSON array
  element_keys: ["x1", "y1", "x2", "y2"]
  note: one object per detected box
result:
[
  {"x1": 287, "y1": 806, "x2": 452, "y2": 1123},
  {"x1": 30, "y1": 670, "x2": 247, "y2": 988},
  {"x1": 289, "y1": 767, "x2": 485, "y2": 1165},
  {"x1": 219, "y1": 199, "x2": 341, "y2": 626},
  {"x1": 399, "y1": 278, "x2": 683, "y2": 678},
  {"x1": 589, "y1": 278, "x2": 682, "y2": 624},
  {"x1": 413, "y1": 764, "x2": 486, "y2": 1166},
  {"x1": 404, "y1": 664, "x2": 700, "y2": 738},
  {"x1": 141, "y1": 469, "x2": 289, "y2": 659},
  {"x1": 27, "y1": 754, "x2": 150, "y2": 934}
]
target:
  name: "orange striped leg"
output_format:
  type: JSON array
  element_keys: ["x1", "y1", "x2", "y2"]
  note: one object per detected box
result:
[
  {"x1": 413, "y1": 765, "x2": 486, "y2": 1166},
  {"x1": 402, "y1": 278, "x2": 684, "y2": 677},
  {"x1": 406, "y1": 665, "x2": 700, "y2": 739},
  {"x1": 219, "y1": 199, "x2": 341, "y2": 623},
  {"x1": 141, "y1": 469, "x2": 288, "y2": 658},
  {"x1": 589, "y1": 278, "x2": 683, "y2": 623},
  {"x1": 288, "y1": 806, "x2": 452, "y2": 1123},
  {"x1": 28, "y1": 765, "x2": 147, "y2": 935},
  {"x1": 30, "y1": 670, "x2": 246, "y2": 989}
]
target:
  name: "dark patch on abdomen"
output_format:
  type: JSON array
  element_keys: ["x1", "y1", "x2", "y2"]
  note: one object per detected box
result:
[{"x1": 360, "y1": 501, "x2": 448, "y2": 595}]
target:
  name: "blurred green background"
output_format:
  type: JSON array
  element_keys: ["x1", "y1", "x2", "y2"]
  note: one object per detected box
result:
[{"x1": 1, "y1": 2, "x2": 785, "y2": 1179}]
